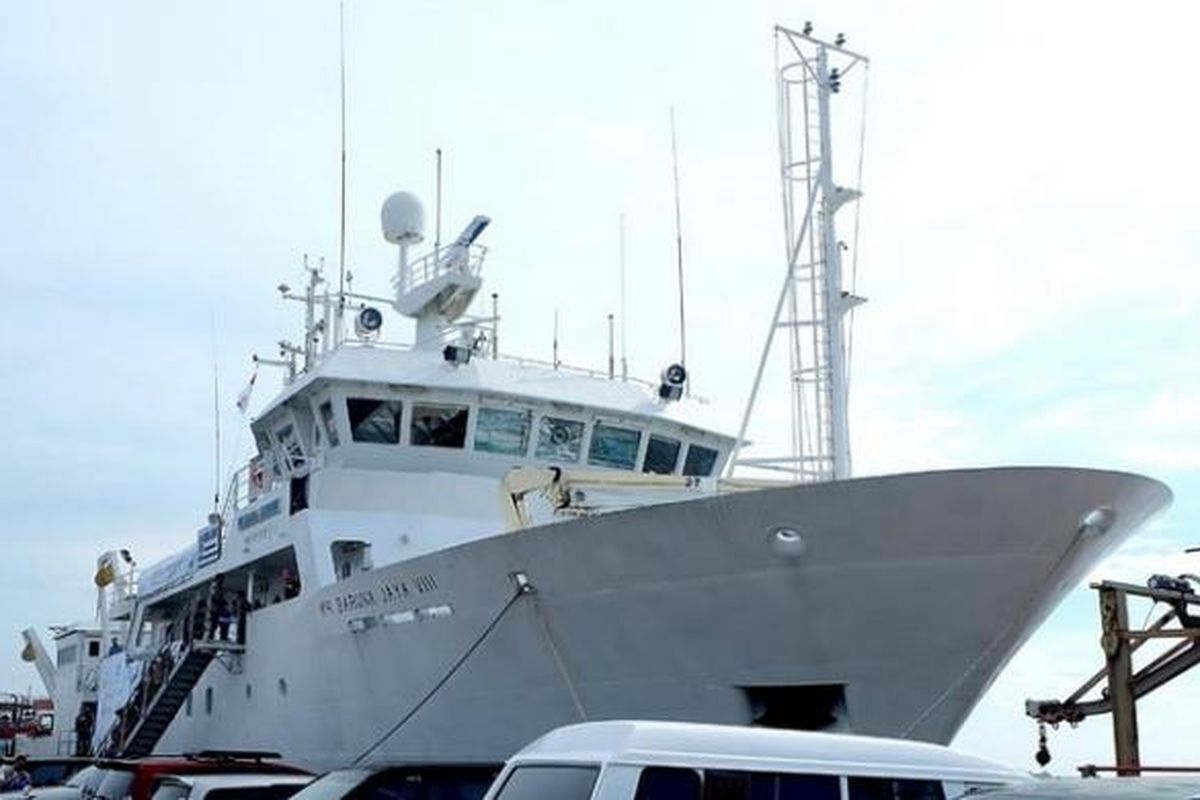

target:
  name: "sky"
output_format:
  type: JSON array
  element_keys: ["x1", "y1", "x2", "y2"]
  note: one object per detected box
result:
[{"x1": 2, "y1": 0, "x2": 1199, "y2": 775}]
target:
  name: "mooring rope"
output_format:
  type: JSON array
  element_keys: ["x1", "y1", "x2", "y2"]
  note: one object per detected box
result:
[{"x1": 351, "y1": 579, "x2": 533, "y2": 764}]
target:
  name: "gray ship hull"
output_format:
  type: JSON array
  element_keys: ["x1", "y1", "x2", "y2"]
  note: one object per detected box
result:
[{"x1": 157, "y1": 467, "x2": 1168, "y2": 769}]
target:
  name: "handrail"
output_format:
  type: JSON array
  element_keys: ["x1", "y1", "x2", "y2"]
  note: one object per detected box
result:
[{"x1": 392, "y1": 243, "x2": 488, "y2": 293}]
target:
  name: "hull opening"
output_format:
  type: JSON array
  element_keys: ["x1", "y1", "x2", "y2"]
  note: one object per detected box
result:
[{"x1": 742, "y1": 684, "x2": 848, "y2": 732}]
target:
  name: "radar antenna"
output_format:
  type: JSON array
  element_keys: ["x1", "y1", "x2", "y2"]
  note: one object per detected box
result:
[{"x1": 729, "y1": 25, "x2": 868, "y2": 482}]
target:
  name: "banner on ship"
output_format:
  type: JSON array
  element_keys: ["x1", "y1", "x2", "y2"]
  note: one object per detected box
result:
[
  {"x1": 138, "y1": 544, "x2": 198, "y2": 598},
  {"x1": 91, "y1": 653, "x2": 144, "y2": 754}
]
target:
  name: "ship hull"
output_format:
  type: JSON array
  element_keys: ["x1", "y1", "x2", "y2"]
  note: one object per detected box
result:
[{"x1": 156, "y1": 467, "x2": 1168, "y2": 769}]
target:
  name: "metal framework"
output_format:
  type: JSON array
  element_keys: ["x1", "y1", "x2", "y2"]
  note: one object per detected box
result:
[
  {"x1": 1026, "y1": 579, "x2": 1200, "y2": 776},
  {"x1": 731, "y1": 26, "x2": 868, "y2": 482}
]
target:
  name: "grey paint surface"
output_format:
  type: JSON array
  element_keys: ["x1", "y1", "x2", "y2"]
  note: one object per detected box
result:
[{"x1": 156, "y1": 467, "x2": 1169, "y2": 770}]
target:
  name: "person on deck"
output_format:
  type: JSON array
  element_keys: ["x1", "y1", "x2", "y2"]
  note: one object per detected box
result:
[
  {"x1": 282, "y1": 568, "x2": 300, "y2": 599},
  {"x1": 190, "y1": 596, "x2": 206, "y2": 643},
  {"x1": 213, "y1": 591, "x2": 232, "y2": 642}
]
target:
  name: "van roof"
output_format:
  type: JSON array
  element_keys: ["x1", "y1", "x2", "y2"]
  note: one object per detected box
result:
[{"x1": 508, "y1": 721, "x2": 1027, "y2": 784}]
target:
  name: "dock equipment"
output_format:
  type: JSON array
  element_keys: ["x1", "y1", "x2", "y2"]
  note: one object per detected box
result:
[{"x1": 1026, "y1": 578, "x2": 1200, "y2": 776}]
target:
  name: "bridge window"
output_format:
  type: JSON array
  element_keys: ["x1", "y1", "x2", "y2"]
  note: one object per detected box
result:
[
  {"x1": 275, "y1": 424, "x2": 305, "y2": 470},
  {"x1": 411, "y1": 404, "x2": 469, "y2": 448},
  {"x1": 348, "y1": 398, "x2": 403, "y2": 444},
  {"x1": 475, "y1": 407, "x2": 531, "y2": 455},
  {"x1": 588, "y1": 422, "x2": 642, "y2": 470},
  {"x1": 319, "y1": 401, "x2": 340, "y2": 447},
  {"x1": 643, "y1": 434, "x2": 681, "y2": 474},
  {"x1": 56, "y1": 645, "x2": 77, "y2": 667},
  {"x1": 535, "y1": 416, "x2": 585, "y2": 463},
  {"x1": 683, "y1": 444, "x2": 719, "y2": 477}
]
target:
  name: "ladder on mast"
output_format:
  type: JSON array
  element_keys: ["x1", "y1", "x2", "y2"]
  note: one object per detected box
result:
[{"x1": 730, "y1": 25, "x2": 867, "y2": 483}]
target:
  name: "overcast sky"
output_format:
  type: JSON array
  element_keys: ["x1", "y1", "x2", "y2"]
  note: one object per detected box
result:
[{"x1": 2, "y1": 0, "x2": 1198, "y2": 774}]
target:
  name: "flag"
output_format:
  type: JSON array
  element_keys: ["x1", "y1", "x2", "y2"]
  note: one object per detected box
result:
[{"x1": 236, "y1": 368, "x2": 258, "y2": 414}]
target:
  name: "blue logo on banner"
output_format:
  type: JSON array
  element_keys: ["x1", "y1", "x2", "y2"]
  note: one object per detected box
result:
[{"x1": 197, "y1": 523, "x2": 222, "y2": 567}]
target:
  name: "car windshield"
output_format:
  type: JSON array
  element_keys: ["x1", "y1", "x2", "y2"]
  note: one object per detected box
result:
[
  {"x1": 286, "y1": 771, "x2": 373, "y2": 800},
  {"x1": 93, "y1": 770, "x2": 135, "y2": 800},
  {"x1": 208, "y1": 787, "x2": 307, "y2": 800},
  {"x1": 68, "y1": 767, "x2": 99, "y2": 789},
  {"x1": 150, "y1": 783, "x2": 191, "y2": 800},
  {"x1": 30, "y1": 762, "x2": 78, "y2": 787}
]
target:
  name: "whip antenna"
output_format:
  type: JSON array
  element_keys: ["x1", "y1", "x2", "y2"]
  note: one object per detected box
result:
[
  {"x1": 337, "y1": 0, "x2": 348, "y2": 341},
  {"x1": 210, "y1": 312, "x2": 221, "y2": 514},
  {"x1": 619, "y1": 212, "x2": 628, "y2": 380},
  {"x1": 435, "y1": 148, "x2": 443, "y2": 252},
  {"x1": 670, "y1": 106, "x2": 687, "y2": 370}
]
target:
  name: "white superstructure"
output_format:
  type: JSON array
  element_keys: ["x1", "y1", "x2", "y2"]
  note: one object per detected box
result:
[{"x1": 20, "y1": 26, "x2": 1172, "y2": 772}]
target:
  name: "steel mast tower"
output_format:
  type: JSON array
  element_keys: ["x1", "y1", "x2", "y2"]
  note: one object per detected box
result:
[{"x1": 731, "y1": 25, "x2": 868, "y2": 482}]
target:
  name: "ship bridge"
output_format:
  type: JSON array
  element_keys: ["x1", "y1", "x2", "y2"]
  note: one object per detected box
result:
[{"x1": 248, "y1": 343, "x2": 734, "y2": 487}]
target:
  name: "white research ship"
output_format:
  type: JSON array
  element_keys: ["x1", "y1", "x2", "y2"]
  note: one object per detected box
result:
[{"x1": 19, "y1": 27, "x2": 1170, "y2": 769}]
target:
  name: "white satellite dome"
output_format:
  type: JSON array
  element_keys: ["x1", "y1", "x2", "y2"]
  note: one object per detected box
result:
[{"x1": 381, "y1": 191, "x2": 425, "y2": 244}]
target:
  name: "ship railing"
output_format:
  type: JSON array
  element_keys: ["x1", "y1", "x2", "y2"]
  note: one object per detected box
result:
[
  {"x1": 730, "y1": 454, "x2": 836, "y2": 483},
  {"x1": 337, "y1": 338, "x2": 662, "y2": 392},
  {"x1": 222, "y1": 458, "x2": 283, "y2": 518},
  {"x1": 391, "y1": 243, "x2": 488, "y2": 294}
]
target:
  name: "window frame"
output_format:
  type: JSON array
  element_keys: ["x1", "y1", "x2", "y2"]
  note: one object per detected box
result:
[
  {"x1": 409, "y1": 402, "x2": 472, "y2": 449},
  {"x1": 587, "y1": 419, "x2": 644, "y2": 471},
  {"x1": 474, "y1": 405, "x2": 535, "y2": 457},
  {"x1": 492, "y1": 764, "x2": 601, "y2": 800},
  {"x1": 316, "y1": 397, "x2": 342, "y2": 448},
  {"x1": 682, "y1": 442, "x2": 721, "y2": 477},
  {"x1": 532, "y1": 413, "x2": 589, "y2": 464},
  {"x1": 269, "y1": 411, "x2": 308, "y2": 475},
  {"x1": 346, "y1": 396, "x2": 405, "y2": 445},
  {"x1": 642, "y1": 433, "x2": 683, "y2": 475}
]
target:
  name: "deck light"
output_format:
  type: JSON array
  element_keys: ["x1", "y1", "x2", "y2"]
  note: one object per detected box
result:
[
  {"x1": 443, "y1": 344, "x2": 472, "y2": 366},
  {"x1": 355, "y1": 306, "x2": 383, "y2": 339},
  {"x1": 658, "y1": 363, "x2": 688, "y2": 401}
]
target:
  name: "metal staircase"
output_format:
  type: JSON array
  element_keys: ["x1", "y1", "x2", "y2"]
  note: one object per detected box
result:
[{"x1": 117, "y1": 644, "x2": 222, "y2": 757}]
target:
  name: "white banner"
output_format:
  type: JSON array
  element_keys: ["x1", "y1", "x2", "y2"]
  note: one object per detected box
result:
[
  {"x1": 139, "y1": 544, "x2": 198, "y2": 598},
  {"x1": 92, "y1": 653, "x2": 143, "y2": 754}
]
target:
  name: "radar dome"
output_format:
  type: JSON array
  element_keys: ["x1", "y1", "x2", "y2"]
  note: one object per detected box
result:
[{"x1": 381, "y1": 191, "x2": 425, "y2": 244}]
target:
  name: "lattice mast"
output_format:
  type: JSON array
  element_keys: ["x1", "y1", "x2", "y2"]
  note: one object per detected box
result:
[{"x1": 731, "y1": 25, "x2": 867, "y2": 482}]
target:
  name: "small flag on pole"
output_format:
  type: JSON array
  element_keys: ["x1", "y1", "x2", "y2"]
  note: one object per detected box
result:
[{"x1": 236, "y1": 368, "x2": 258, "y2": 414}]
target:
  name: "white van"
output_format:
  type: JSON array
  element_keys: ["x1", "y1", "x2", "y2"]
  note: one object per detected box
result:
[{"x1": 481, "y1": 721, "x2": 1027, "y2": 800}]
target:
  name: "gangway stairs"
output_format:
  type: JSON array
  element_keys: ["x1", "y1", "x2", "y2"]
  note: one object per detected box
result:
[{"x1": 117, "y1": 642, "x2": 235, "y2": 757}]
